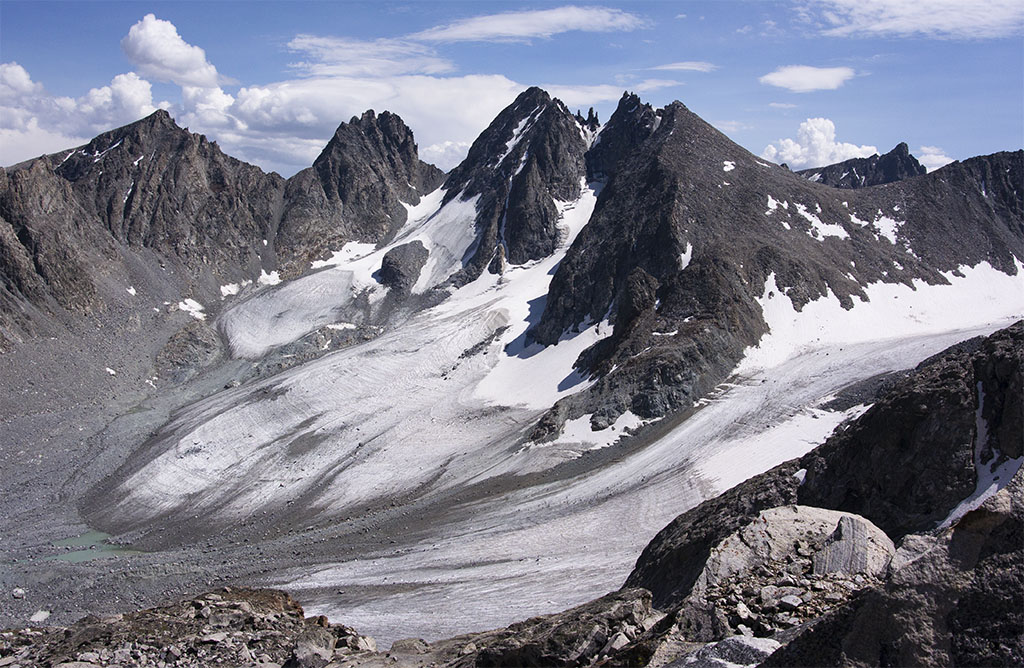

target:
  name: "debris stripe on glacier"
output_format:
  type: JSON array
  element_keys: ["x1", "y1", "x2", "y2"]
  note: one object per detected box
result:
[
  {"x1": 284, "y1": 327, "x2": 1008, "y2": 647},
  {"x1": 108, "y1": 182, "x2": 603, "y2": 523},
  {"x1": 279, "y1": 257, "x2": 1024, "y2": 644}
]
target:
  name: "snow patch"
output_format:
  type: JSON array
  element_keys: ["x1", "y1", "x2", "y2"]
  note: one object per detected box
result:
[
  {"x1": 738, "y1": 261, "x2": 1024, "y2": 373},
  {"x1": 722, "y1": 161, "x2": 735, "y2": 172},
  {"x1": 469, "y1": 182, "x2": 603, "y2": 409},
  {"x1": 310, "y1": 242, "x2": 378, "y2": 269},
  {"x1": 794, "y1": 203, "x2": 848, "y2": 240},
  {"x1": 697, "y1": 404, "x2": 868, "y2": 492},
  {"x1": 679, "y1": 243, "x2": 693, "y2": 271},
  {"x1": 220, "y1": 280, "x2": 252, "y2": 298},
  {"x1": 125, "y1": 286, "x2": 136, "y2": 296},
  {"x1": 219, "y1": 188, "x2": 464, "y2": 358},
  {"x1": 91, "y1": 139, "x2": 122, "y2": 162},
  {"x1": 258, "y1": 270, "x2": 282, "y2": 286},
  {"x1": 178, "y1": 298, "x2": 207, "y2": 321},
  {"x1": 496, "y1": 109, "x2": 538, "y2": 166},
  {"x1": 105, "y1": 367, "x2": 117, "y2": 376},
  {"x1": 848, "y1": 212, "x2": 871, "y2": 227},
  {"x1": 873, "y1": 211, "x2": 904, "y2": 245},
  {"x1": 534, "y1": 411, "x2": 649, "y2": 453}
]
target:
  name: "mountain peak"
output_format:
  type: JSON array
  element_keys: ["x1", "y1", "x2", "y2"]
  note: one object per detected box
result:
[
  {"x1": 585, "y1": 91, "x2": 660, "y2": 182},
  {"x1": 438, "y1": 87, "x2": 589, "y2": 280},
  {"x1": 276, "y1": 108, "x2": 443, "y2": 273},
  {"x1": 797, "y1": 140, "x2": 926, "y2": 188},
  {"x1": 517, "y1": 86, "x2": 553, "y2": 107}
]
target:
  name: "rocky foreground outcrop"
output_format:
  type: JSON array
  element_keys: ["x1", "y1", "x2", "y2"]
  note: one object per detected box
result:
[
  {"x1": 0, "y1": 587, "x2": 377, "y2": 668},
  {"x1": 6, "y1": 323, "x2": 1021, "y2": 667}
]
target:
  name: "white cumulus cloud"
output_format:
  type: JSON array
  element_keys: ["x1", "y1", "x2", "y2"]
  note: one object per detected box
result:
[
  {"x1": 411, "y1": 5, "x2": 647, "y2": 42},
  {"x1": 0, "y1": 62, "x2": 163, "y2": 165},
  {"x1": 759, "y1": 65, "x2": 856, "y2": 93},
  {"x1": 762, "y1": 117, "x2": 877, "y2": 169},
  {"x1": 807, "y1": 0, "x2": 1024, "y2": 39},
  {"x1": 76, "y1": 72, "x2": 158, "y2": 125},
  {"x1": 420, "y1": 140, "x2": 473, "y2": 169},
  {"x1": 917, "y1": 145, "x2": 955, "y2": 172},
  {"x1": 121, "y1": 13, "x2": 223, "y2": 87}
]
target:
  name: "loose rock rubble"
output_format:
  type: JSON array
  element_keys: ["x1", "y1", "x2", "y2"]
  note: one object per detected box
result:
[{"x1": 0, "y1": 587, "x2": 376, "y2": 668}]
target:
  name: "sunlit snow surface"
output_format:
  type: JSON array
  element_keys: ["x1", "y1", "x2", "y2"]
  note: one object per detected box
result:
[
  {"x1": 105, "y1": 177, "x2": 1024, "y2": 645},
  {"x1": 283, "y1": 326, "x2": 1014, "y2": 645}
]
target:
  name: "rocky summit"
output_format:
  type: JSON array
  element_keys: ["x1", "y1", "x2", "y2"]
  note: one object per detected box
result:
[
  {"x1": 795, "y1": 142, "x2": 927, "y2": 189},
  {"x1": 1, "y1": 86, "x2": 1022, "y2": 668}
]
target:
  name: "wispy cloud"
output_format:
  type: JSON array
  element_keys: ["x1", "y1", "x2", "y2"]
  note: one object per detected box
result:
[
  {"x1": 762, "y1": 117, "x2": 877, "y2": 169},
  {"x1": 288, "y1": 35, "x2": 453, "y2": 77},
  {"x1": 759, "y1": 65, "x2": 856, "y2": 92},
  {"x1": 769, "y1": 102, "x2": 798, "y2": 109},
  {"x1": 714, "y1": 120, "x2": 752, "y2": 133},
  {"x1": 650, "y1": 61, "x2": 717, "y2": 73},
  {"x1": 411, "y1": 5, "x2": 647, "y2": 42},
  {"x1": 804, "y1": 0, "x2": 1024, "y2": 39}
]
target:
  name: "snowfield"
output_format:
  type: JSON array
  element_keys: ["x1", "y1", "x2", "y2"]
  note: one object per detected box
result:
[{"x1": 93, "y1": 178, "x2": 1024, "y2": 645}]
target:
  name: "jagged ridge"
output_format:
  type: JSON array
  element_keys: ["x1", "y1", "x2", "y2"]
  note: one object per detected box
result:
[{"x1": 796, "y1": 142, "x2": 927, "y2": 188}]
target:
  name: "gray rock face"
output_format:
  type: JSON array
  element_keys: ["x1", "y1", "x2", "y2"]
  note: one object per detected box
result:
[
  {"x1": 799, "y1": 321, "x2": 1024, "y2": 538},
  {"x1": 796, "y1": 142, "x2": 927, "y2": 188},
  {"x1": 378, "y1": 241, "x2": 428, "y2": 293},
  {"x1": 50, "y1": 109, "x2": 285, "y2": 276},
  {"x1": 617, "y1": 323, "x2": 1022, "y2": 666},
  {"x1": 527, "y1": 95, "x2": 1022, "y2": 439},
  {"x1": 681, "y1": 635, "x2": 782, "y2": 668},
  {"x1": 442, "y1": 87, "x2": 589, "y2": 281},
  {"x1": 763, "y1": 465, "x2": 1024, "y2": 667},
  {"x1": 627, "y1": 324, "x2": 1022, "y2": 606},
  {"x1": 812, "y1": 515, "x2": 895, "y2": 577},
  {"x1": 1, "y1": 588, "x2": 377, "y2": 668},
  {"x1": 277, "y1": 110, "x2": 444, "y2": 276},
  {"x1": 0, "y1": 107, "x2": 442, "y2": 352},
  {"x1": 444, "y1": 588, "x2": 661, "y2": 667},
  {"x1": 695, "y1": 506, "x2": 894, "y2": 593},
  {"x1": 624, "y1": 460, "x2": 804, "y2": 609},
  {"x1": 585, "y1": 92, "x2": 660, "y2": 182}
]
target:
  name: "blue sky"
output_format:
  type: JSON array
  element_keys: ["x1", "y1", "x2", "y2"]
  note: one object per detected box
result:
[{"x1": 1, "y1": 1, "x2": 1022, "y2": 175}]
